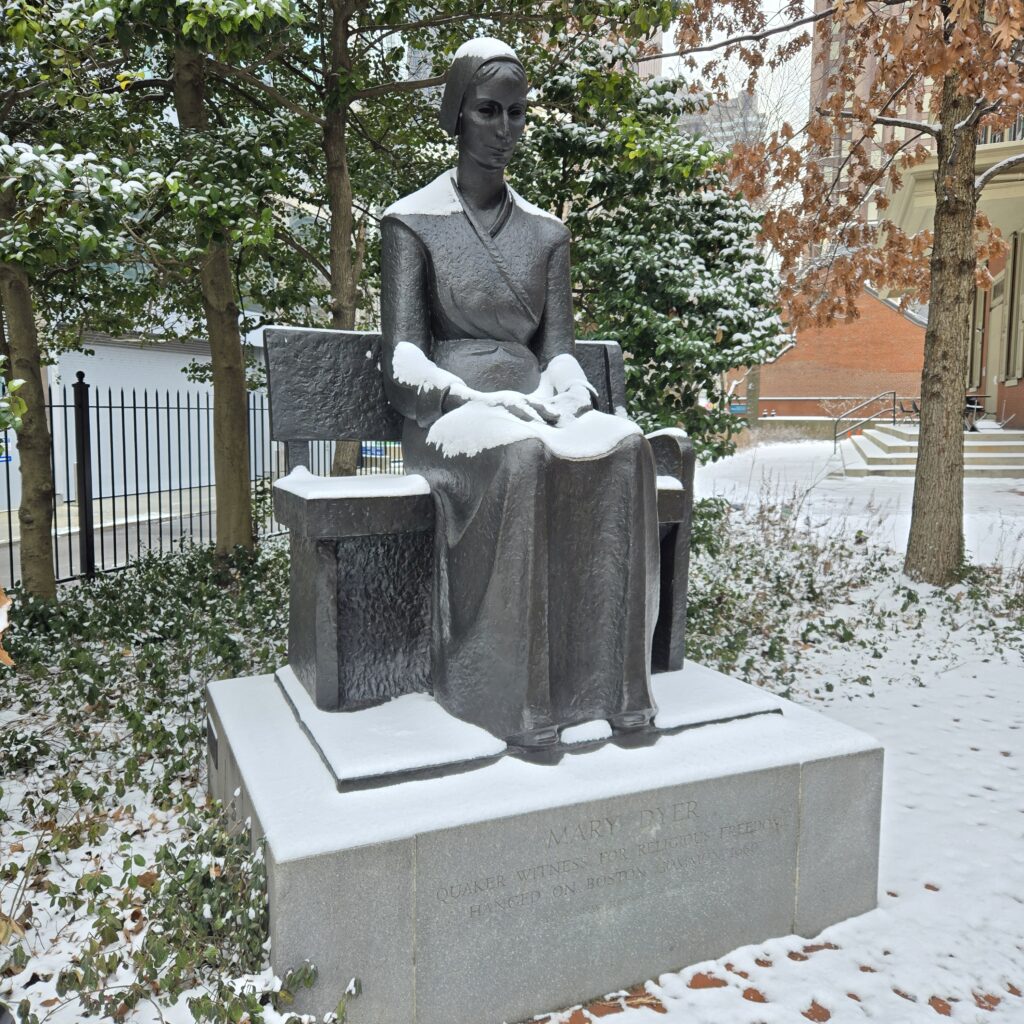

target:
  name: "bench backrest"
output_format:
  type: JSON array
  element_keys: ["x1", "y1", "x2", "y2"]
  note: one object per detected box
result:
[{"x1": 263, "y1": 328, "x2": 628, "y2": 451}]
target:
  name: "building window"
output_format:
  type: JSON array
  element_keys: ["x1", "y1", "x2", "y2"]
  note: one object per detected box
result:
[
  {"x1": 969, "y1": 286, "x2": 985, "y2": 389},
  {"x1": 1005, "y1": 233, "x2": 1024, "y2": 381}
]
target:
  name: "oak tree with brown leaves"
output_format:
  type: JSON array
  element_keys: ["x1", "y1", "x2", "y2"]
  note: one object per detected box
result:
[{"x1": 665, "y1": 0, "x2": 1024, "y2": 585}]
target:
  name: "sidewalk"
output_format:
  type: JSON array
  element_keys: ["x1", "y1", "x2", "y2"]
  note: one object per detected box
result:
[{"x1": 0, "y1": 485, "x2": 219, "y2": 545}]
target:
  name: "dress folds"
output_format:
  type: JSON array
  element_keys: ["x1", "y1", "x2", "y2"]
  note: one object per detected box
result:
[{"x1": 381, "y1": 170, "x2": 659, "y2": 741}]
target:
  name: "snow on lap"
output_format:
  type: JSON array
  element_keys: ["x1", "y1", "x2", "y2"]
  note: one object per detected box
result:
[{"x1": 426, "y1": 402, "x2": 640, "y2": 459}]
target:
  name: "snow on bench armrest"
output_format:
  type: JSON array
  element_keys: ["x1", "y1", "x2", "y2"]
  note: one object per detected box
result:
[
  {"x1": 273, "y1": 467, "x2": 435, "y2": 538},
  {"x1": 274, "y1": 465, "x2": 431, "y2": 500}
]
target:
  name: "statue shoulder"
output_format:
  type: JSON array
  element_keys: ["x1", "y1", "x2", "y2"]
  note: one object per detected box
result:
[
  {"x1": 383, "y1": 170, "x2": 461, "y2": 222},
  {"x1": 509, "y1": 188, "x2": 569, "y2": 246}
]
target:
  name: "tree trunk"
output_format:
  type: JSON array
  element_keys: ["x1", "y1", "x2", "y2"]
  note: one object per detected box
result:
[
  {"x1": 200, "y1": 243, "x2": 255, "y2": 552},
  {"x1": 0, "y1": 193, "x2": 56, "y2": 598},
  {"x1": 325, "y1": 7, "x2": 364, "y2": 477},
  {"x1": 903, "y1": 75, "x2": 977, "y2": 584},
  {"x1": 173, "y1": 45, "x2": 253, "y2": 552},
  {"x1": 746, "y1": 364, "x2": 762, "y2": 427}
]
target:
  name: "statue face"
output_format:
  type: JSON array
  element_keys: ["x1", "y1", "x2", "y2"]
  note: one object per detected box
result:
[{"x1": 458, "y1": 63, "x2": 528, "y2": 172}]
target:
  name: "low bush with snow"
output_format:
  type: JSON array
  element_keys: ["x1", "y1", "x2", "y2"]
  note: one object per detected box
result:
[{"x1": 1, "y1": 502, "x2": 1021, "y2": 1023}]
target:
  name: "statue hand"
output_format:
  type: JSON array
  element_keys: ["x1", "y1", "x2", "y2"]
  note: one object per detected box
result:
[
  {"x1": 440, "y1": 389, "x2": 469, "y2": 415},
  {"x1": 441, "y1": 388, "x2": 559, "y2": 425},
  {"x1": 527, "y1": 400, "x2": 561, "y2": 425},
  {"x1": 504, "y1": 399, "x2": 558, "y2": 425},
  {"x1": 547, "y1": 383, "x2": 595, "y2": 422}
]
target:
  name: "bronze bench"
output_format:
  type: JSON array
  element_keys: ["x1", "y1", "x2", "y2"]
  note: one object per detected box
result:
[{"x1": 265, "y1": 327, "x2": 695, "y2": 712}]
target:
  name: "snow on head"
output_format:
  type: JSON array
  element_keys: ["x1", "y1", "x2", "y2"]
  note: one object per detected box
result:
[{"x1": 453, "y1": 37, "x2": 517, "y2": 62}]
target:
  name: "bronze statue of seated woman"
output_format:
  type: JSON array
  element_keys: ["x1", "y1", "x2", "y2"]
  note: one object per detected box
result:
[{"x1": 381, "y1": 38, "x2": 660, "y2": 751}]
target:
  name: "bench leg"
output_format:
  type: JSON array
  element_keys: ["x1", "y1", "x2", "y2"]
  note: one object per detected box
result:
[{"x1": 652, "y1": 517, "x2": 692, "y2": 673}]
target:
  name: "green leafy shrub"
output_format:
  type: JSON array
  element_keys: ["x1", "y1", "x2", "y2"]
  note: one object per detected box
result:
[{"x1": 0, "y1": 541, "x2": 300, "y2": 1023}]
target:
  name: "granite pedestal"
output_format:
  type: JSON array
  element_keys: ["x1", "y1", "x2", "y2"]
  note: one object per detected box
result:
[{"x1": 206, "y1": 664, "x2": 883, "y2": 1024}]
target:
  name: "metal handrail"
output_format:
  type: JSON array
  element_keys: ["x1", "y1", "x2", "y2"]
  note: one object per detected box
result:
[{"x1": 832, "y1": 391, "x2": 897, "y2": 451}]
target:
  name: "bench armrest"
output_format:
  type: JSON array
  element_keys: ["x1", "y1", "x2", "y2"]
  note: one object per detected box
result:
[{"x1": 274, "y1": 469, "x2": 434, "y2": 538}]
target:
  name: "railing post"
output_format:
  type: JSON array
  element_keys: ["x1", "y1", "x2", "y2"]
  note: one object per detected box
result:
[{"x1": 72, "y1": 371, "x2": 96, "y2": 579}]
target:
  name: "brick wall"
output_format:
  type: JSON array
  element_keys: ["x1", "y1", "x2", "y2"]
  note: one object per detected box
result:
[{"x1": 739, "y1": 291, "x2": 925, "y2": 417}]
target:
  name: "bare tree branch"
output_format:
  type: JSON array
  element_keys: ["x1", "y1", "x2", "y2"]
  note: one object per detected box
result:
[
  {"x1": 976, "y1": 151, "x2": 1024, "y2": 193},
  {"x1": 815, "y1": 105, "x2": 939, "y2": 138},
  {"x1": 641, "y1": 6, "x2": 837, "y2": 63},
  {"x1": 275, "y1": 223, "x2": 331, "y2": 283},
  {"x1": 642, "y1": 0, "x2": 917, "y2": 64},
  {"x1": 955, "y1": 97, "x2": 1001, "y2": 132},
  {"x1": 872, "y1": 114, "x2": 940, "y2": 137},
  {"x1": 349, "y1": 73, "x2": 447, "y2": 102},
  {"x1": 205, "y1": 57, "x2": 323, "y2": 126}
]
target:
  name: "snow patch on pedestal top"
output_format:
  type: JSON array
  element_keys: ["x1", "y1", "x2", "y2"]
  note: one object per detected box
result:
[{"x1": 207, "y1": 662, "x2": 881, "y2": 862}]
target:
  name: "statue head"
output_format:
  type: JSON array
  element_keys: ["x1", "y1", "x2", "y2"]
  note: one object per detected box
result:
[{"x1": 440, "y1": 39, "x2": 528, "y2": 171}]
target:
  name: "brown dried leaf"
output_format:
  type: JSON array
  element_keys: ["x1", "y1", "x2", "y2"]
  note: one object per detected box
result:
[
  {"x1": 688, "y1": 972, "x2": 728, "y2": 989},
  {"x1": 0, "y1": 912, "x2": 25, "y2": 944},
  {"x1": 0, "y1": 588, "x2": 13, "y2": 668},
  {"x1": 803, "y1": 1001, "x2": 831, "y2": 1022}
]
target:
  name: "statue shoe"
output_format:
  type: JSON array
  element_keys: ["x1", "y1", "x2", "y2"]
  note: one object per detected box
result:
[
  {"x1": 505, "y1": 725, "x2": 563, "y2": 765},
  {"x1": 607, "y1": 708, "x2": 657, "y2": 733},
  {"x1": 505, "y1": 725, "x2": 559, "y2": 749}
]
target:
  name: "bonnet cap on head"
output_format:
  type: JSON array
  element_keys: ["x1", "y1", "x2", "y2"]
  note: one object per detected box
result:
[{"x1": 439, "y1": 37, "x2": 525, "y2": 137}]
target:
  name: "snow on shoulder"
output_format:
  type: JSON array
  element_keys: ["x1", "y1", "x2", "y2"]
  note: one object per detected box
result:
[
  {"x1": 509, "y1": 185, "x2": 563, "y2": 224},
  {"x1": 383, "y1": 170, "x2": 461, "y2": 218}
]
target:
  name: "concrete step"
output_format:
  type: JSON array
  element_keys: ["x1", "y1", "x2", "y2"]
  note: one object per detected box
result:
[
  {"x1": 857, "y1": 427, "x2": 1024, "y2": 456},
  {"x1": 852, "y1": 441, "x2": 1024, "y2": 468},
  {"x1": 855, "y1": 430, "x2": 916, "y2": 454},
  {"x1": 869, "y1": 421, "x2": 1024, "y2": 444},
  {"x1": 841, "y1": 462, "x2": 1024, "y2": 478},
  {"x1": 860, "y1": 434, "x2": 1024, "y2": 454},
  {"x1": 868, "y1": 423, "x2": 921, "y2": 441},
  {"x1": 838, "y1": 436, "x2": 1024, "y2": 478}
]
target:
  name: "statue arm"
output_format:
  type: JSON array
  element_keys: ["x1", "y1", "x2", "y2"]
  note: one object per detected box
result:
[
  {"x1": 534, "y1": 232, "x2": 595, "y2": 415},
  {"x1": 534, "y1": 232, "x2": 575, "y2": 367},
  {"x1": 380, "y1": 216, "x2": 450, "y2": 427},
  {"x1": 382, "y1": 214, "x2": 556, "y2": 428}
]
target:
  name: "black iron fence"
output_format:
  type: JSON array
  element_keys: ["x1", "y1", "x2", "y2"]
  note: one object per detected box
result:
[{"x1": 0, "y1": 374, "x2": 404, "y2": 588}]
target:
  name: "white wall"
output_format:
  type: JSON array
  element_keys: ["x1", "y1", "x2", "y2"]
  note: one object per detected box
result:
[{"x1": 2, "y1": 337, "x2": 276, "y2": 512}]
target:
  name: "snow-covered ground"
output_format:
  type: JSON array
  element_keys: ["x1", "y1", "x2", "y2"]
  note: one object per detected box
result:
[
  {"x1": 2, "y1": 441, "x2": 1021, "y2": 1024},
  {"x1": 544, "y1": 440, "x2": 1024, "y2": 1024},
  {"x1": 549, "y1": 641, "x2": 1023, "y2": 1024},
  {"x1": 696, "y1": 440, "x2": 1024, "y2": 569}
]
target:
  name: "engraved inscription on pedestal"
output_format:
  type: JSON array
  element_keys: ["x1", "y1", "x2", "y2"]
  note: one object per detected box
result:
[
  {"x1": 431, "y1": 797, "x2": 786, "y2": 922},
  {"x1": 414, "y1": 767, "x2": 800, "y2": 1022}
]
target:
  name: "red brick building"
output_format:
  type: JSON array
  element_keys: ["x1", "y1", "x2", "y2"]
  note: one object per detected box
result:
[{"x1": 732, "y1": 289, "x2": 925, "y2": 418}]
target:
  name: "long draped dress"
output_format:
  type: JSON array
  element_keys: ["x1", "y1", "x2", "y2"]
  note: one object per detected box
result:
[{"x1": 381, "y1": 169, "x2": 659, "y2": 742}]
